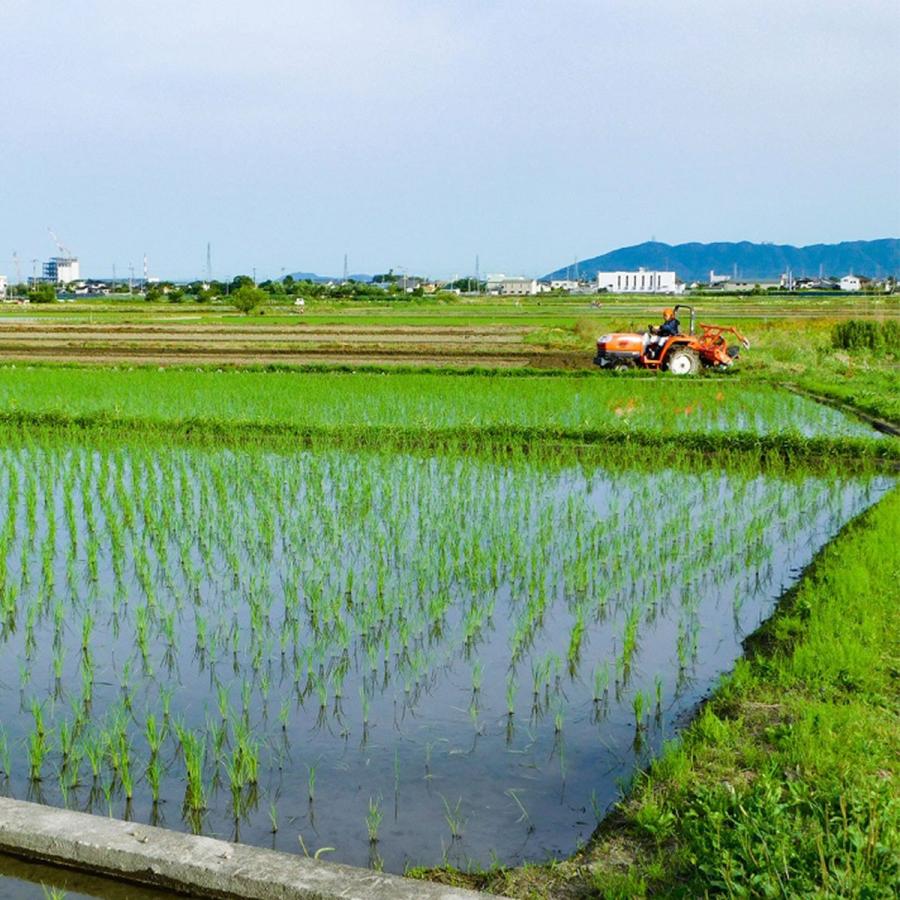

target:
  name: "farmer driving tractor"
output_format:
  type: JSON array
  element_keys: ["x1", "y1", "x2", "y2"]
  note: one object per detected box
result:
[
  {"x1": 647, "y1": 307, "x2": 680, "y2": 357},
  {"x1": 594, "y1": 304, "x2": 751, "y2": 373}
]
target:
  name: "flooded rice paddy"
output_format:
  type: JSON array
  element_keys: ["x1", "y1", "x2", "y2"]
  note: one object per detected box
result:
[{"x1": 0, "y1": 437, "x2": 891, "y2": 876}]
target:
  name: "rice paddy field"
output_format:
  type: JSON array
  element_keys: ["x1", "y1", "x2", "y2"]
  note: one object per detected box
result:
[
  {"x1": 0, "y1": 298, "x2": 896, "y2": 897},
  {"x1": 0, "y1": 367, "x2": 888, "y2": 443},
  {"x1": 0, "y1": 431, "x2": 892, "y2": 875}
]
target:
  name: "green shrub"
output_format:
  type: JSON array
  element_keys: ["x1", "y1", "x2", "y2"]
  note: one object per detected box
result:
[
  {"x1": 28, "y1": 283, "x2": 57, "y2": 304},
  {"x1": 831, "y1": 320, "x2": 899, "y2": 355}
]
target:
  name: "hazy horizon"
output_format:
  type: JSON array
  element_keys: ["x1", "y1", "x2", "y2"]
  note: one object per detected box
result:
[{"x1": 2, "y1": 1, "x2": 898, "y2": 281}]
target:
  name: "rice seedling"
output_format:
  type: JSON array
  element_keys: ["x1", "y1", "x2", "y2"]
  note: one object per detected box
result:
[
  {"x1": 441, "y1": 795, "x2": 466, "y2": 841},
  {"x1": 505, "y1": 788, "x2": 535, "y2": 833},
  {"x1": 366, "y1": 796, "x2": 383, "y2": 843}
]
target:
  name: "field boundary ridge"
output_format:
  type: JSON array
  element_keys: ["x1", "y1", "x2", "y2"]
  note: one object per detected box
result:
[{"x1": 0, "y1": 796, "x2": 498, "y2": 900}]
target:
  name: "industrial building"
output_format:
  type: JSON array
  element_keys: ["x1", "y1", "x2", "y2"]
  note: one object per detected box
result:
[
  {"x1": 596, "y1": 269, "x2": 683, "y2": 294},
  {"x1": 0, "y1": 275, "x2": 7, "y2": 299},
  {"x1": 485, "y1": 275, "x2": 540, "y2": 296},
  {"x1": 43, "y1": 257, "x2": 80, "y2": 284}
]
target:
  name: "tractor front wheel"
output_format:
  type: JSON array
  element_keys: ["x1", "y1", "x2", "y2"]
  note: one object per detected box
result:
[{"x1": 666, "y1": 348, "x2": 701, "y2": 375}]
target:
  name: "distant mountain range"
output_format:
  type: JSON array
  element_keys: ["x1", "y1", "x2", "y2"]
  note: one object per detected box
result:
[
  {"x1": 286, "y1": 271, "x2": 373, "y2": 283},
  {"x1": 544, "y1": 239, "x2": 900, "y2": 283}
]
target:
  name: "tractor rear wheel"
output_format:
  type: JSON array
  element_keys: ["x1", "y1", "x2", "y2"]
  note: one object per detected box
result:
[{"x1": 666, "y1": 348, "x2": 701, "y2": 375}]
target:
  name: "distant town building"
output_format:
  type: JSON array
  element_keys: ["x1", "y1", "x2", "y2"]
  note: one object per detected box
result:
[
  {"x1": 486, "y1": 275, "x2": 540, "y2": 296},
  {"x1": 728, "y1": 280, "x2": 782, "y2": 292},
  {"x1": 596, "y1": 269, "x2": 683, "y2": 294},
  {"x1": 839, "y1": 275, "x2": 861, "y2": 292},
  {"x1": 43, "y1": 257, "x2": 80, "y2": 284},
  {"x1": 0, "y1": 275, "x2": 7, "y2": 300},
  {"x1": 709, "y1": 270, "x2": 731, "y2": 286},
  {"x1": 549, "y1": 279, "x2": 581, "y2": 291}
]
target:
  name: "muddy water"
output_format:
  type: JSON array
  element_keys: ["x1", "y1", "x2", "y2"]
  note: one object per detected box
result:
[
  {"x1": 0, "y1": 853, "x2": 183, "y2": 899},
  {"x1": 0, "y1": 437, "x2": 891, "y2": 883}
]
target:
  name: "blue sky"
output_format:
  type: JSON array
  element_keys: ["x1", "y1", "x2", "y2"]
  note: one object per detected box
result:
[{"x1": 2, "y1": 1, "x2": 898, "y2": 280}]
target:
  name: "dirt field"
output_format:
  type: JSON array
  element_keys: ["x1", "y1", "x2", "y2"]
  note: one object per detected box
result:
[{"x1": 0, "y1": 321, "x2": 590, "y2": 368}]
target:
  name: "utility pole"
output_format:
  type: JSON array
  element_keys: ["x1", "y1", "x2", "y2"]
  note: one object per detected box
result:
[
  {"x1": 343, "y1": 253, "x2": 349, "y2": 283},
  {"x1": 206, "y1": 242, "x2": 212, "y2": 282},
  {"x1": 475, "y1": 254, "x2": 480, "y2": 294},
  {"x1": 12, "y1": 251, "x2": 21, "y2": 297},
  {"x1": 142, "y1": 254, "x2": 148, "y2": 293},
  {"x1": 31, "y1": 259, "x2": 38, "y2": 287},
  {"x1": 128, "y1": 264, "x2": 134, "y2": 295},
  {"x1": 252, "y1": 267, "x2": 257, "y2": 286}
]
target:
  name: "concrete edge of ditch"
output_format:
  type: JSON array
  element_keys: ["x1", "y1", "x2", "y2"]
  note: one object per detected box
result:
[{"x1": 0, "y1": 797, "x2": 501, "y2": 900}]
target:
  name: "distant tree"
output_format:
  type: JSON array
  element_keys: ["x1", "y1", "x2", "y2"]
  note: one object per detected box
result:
[
  {"x1": 28, "y1": 283, "x2": 57, "y2": 303},
  {"x1": 232, "y1": 284, "x2": 266, "y2": 314},
  {"x1": 230, "y1": 275, "x2": 255, "y2": 293}
]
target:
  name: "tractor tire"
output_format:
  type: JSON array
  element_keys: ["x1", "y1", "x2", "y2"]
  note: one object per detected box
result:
[{"x1": 666, "y1": 348, "x2": 701, "y2": 375}]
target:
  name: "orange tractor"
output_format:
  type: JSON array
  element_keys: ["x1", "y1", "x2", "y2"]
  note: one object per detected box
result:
[{"x1": 593, "y1": 305, "x2": 750, "y2": 375}]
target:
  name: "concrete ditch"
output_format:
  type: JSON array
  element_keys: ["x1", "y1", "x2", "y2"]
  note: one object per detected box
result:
[{"x1": 0, "y1": 797, "x2": 499, "y2": 899}]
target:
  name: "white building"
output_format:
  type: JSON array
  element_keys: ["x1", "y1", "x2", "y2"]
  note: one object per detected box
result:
[
  {"x1": 0, "y1": 275, "x2": 7, "y2": 300},
  {"x1": 839, "y1": 275, "x2": 861, "y2": 292},
  {"x1": 43, "y1": 257, "x2": 80, "y2": 284},
  {"x1": 485, "y1": 274, "x2": 540, "y2": 296},
  {"x1": 549, "y1": 279, "x2": 581, "y2": 291},
  {"x1": 596, "y1": 269, "x2": 683, "y2": 294}
]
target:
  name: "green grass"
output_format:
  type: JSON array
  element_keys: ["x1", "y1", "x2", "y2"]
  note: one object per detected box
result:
[
  {"x1": 3, "y1": 294, "x2": 894, "y2": 329},
  {"x1": 794, "y1": 371, "x2": 900, "y2": 424}
]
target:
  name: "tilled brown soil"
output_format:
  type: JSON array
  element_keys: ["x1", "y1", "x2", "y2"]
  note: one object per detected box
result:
[
  {"x1": 0, "y1": 323, "x2": 593, "y2": 369},
  {"x1": 0, "y1": 349, "x2": 538, "y2": 368}
]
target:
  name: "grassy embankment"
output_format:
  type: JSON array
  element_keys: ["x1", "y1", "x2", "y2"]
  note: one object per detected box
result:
[{"x1": 414, "y1": 485, "x2": 900, "y2": 898}]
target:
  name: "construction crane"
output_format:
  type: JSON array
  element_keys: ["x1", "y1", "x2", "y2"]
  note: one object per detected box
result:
[{"x1": 48, "y1": 227, "x2": 74, "y2": 259}]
